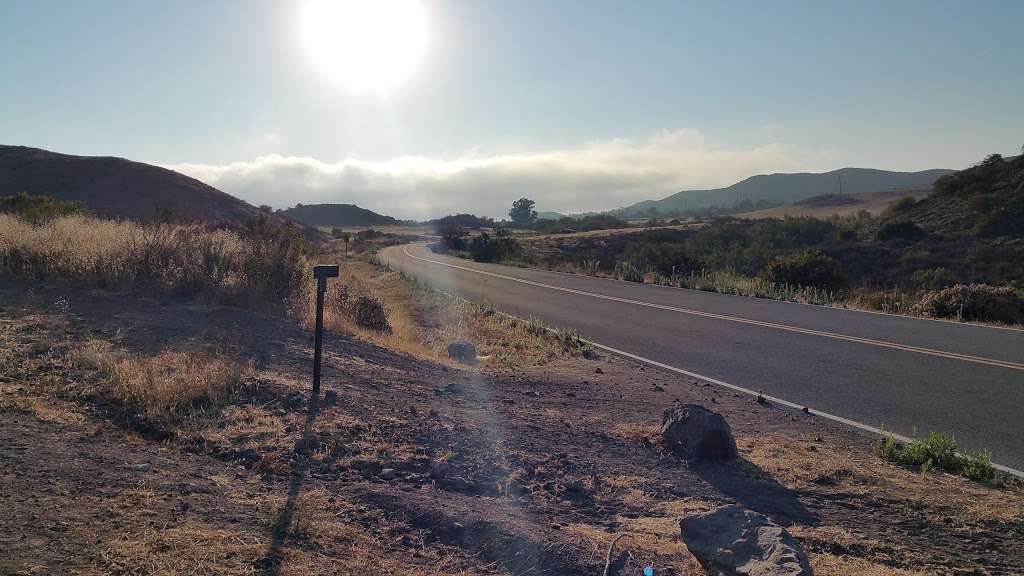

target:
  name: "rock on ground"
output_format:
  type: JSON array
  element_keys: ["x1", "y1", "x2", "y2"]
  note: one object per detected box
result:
[
  {"x1": 679, "y1": 505, "x2": 813, "y2": 576},
  {"x1": 661, "y1": 404, "x2": 738, "y2": 461},
  {"x1": 447, "y1": 339, "x2": 478, "y2": 364}
]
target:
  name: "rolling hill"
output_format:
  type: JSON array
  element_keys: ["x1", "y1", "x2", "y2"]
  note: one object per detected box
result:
[
  {"x1": 279, "y1": 203, "x2": 400, "y2": 227},
  {"x1": 615, "y1": 167, "x2": 954, "y2": 217},
  {"x1": 737, "y1": 187, "x2": 934, "y2": 219},
  {"x1": 0, "y1": 145, "x2": 267, "y2": 222}
]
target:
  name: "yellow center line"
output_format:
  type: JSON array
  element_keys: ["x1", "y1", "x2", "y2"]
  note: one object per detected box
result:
[{"x1": 398, "y1": 245, "x2": 1024, "y2": 371}]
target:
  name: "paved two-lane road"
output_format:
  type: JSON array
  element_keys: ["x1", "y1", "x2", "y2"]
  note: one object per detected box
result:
[{"x1": 381, "y1": 244, "x2": 1024, "y2": 471}]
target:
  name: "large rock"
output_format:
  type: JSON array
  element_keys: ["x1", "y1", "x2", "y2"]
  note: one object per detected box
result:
[
  {"x1": 680, "y1": 505, "x2": 813, "y2": 576},
  {"x1": 661, "y1": 404, "x2": 737, "y2": 461},
  {"x1": 446, "y1": 339, "x2": 478, "y2": 365}
]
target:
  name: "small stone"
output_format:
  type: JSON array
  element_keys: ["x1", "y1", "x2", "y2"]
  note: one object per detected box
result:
[
  {"x1": 323, "y1": 390, "x2": 338, "y2": 405},
  {"x1": 661, "y1": 404, "x2": 737, "y2": 461},
  {"x1": 127, "y1": 463, "x2": 152, "y2": 472},
  {"x1": 595, "y1": 368, "x2": 604, "y2": 374},
  {"x1": 653, "y1": 384, "x2": 665, "y2": 392},
  {"x1": 380, "y1": 468, "x2": 397, "y2": 480},
  {"x1": 447, "y1": 340, "x2": 478, "y2": 365}
]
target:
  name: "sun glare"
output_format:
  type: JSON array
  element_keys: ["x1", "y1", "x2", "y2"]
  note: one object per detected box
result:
[{"x1": 302, "y1": 0, "x2": 427, "y2": 91}]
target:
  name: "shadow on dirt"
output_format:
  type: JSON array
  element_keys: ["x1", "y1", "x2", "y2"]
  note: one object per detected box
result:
[
  {"x1": 691, "y1": 457, "x2": 818, "y2": 527},
  {"x1": 256, "y1": 392, "x2": 321, "y2": 575}
]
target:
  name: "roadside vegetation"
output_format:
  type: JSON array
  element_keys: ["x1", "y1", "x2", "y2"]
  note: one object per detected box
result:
[
  {"x1": 436, "y1": 153, "x2": 1024, "y2": 324},
  {"x1": 323, "y1": 236, "x2": 595, "y2": 367},
  {"x1": 0, "y1": 195, "x2": 594, "y2": 373},
  {"x1": 0, "y1": 205, "x2": 314, "y2": 315},
  {"x1": 3, "y1": 196, "x2": 1023, "y2": 574},
  {"x1": 876, "y1": 431, "x2": 998, "y2": 483},
  {"x1": 76, "y1": 340, "x2": 255, "y2": 425}
]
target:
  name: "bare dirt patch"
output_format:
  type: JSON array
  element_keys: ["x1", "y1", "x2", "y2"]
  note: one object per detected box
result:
[{"x1": 1, "y1": 281, "x2": 1021, "y2": 575}]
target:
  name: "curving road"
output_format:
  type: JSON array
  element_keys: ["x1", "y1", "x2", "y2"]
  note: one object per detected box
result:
[{"x1": 380, "y1": 244, "x2": 1024, "y2": 472}]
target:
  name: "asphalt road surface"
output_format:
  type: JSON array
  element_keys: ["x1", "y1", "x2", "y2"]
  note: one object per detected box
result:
[{"x1": 380, "y1": 244, "x2": 1024, "y2": 472}]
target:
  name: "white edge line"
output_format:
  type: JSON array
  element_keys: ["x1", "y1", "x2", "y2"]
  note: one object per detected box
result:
[
  {"x1": 583, "y1": 339, "x2": 1024, "y2": 480},
  {"x1": 397, "y1": 245, "x2": 1023, "y2": 371},
  {"x1": 406, "y1": 242, "x2": 1024, "y2": 333},
  {"x1": 383, "y1": 245, "x2": 1024, "y2": 480}
]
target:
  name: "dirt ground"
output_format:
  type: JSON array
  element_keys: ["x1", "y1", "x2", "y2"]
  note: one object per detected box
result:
[{"x1": 1, "y1": 280, "x2": 1022, "y2": 575}]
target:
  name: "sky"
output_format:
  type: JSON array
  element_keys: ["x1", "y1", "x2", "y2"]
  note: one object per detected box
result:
[{"x1": 2, "y1": 0, "x2": 1022, "y2": 219}]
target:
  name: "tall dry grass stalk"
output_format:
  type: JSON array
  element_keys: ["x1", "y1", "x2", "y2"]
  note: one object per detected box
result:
[
  {"x1": 0, "y1": 213, "x2": 312, "y2": 314},
  {"x1": 77, "y1": 340, "x2": 254, "y2": 421}
]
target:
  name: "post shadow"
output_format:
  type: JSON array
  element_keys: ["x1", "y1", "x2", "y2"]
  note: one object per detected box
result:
[{"x1": 257, "y1": 392, "x2": 321, "y2": 575}]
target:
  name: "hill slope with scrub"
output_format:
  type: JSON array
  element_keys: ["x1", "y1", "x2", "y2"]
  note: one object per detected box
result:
[{"x1": 0, "y1": 145, "x2": 271, "y2": 223}]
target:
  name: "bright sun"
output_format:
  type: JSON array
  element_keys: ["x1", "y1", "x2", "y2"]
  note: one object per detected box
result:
[{"x1": 302, "y1": 0, "x2": 427, "y2": 91}]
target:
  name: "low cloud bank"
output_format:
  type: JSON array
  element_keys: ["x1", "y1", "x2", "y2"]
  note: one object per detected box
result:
[{"x1": 166, "y1": 129, "x2": 833, "y2": 220}]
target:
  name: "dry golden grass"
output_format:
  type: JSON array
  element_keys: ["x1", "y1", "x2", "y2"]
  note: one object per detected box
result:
[
  {"x1": 741, "y1": 434, "x2": 1024, "y2": 523},
  {"x1": 609, "y1": 421, "x2": 661, "y2": 443},
  {"x1": 76, "y1": 340, "x2": 254, "y2": 422},
  {"x1": 0, "y1": 395, "x2": 86, "y2": 425},
  {"x1": 810, "y1": 553, "x2": 930, "y2": 576},
  {"x1": 1, "y1": 214, "x2": 243, "y2": 288},
  {"x1": 325, "y1": 256, "x2": 592, "y2": 367},
  {"x1": 87, "y1": 521, "x2": 265, "y2": 576},
  {"x1": 0, "y1": 213, "x2": 312, "y2": 314}
]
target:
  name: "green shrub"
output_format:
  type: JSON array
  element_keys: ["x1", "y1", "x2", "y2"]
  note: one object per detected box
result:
[
  {"x1": 239, "y1": 214, "x2": 313, "y2": 311},
  {"x1": 877, "y1": 219, "x2": 925, "y2": 242},
  {"x1": 960, "y1": 450, "x2": 996, "y2": 481},
  {"x1": 876, "y1": 430, "x2": 996, "y2": 482},
  {"x1": 552, "y1": 327, "x2": 596, "y2": 358},
  {"x1": 889, "y1": 196, "x2": 918, "y2": 214},
  {"x1": 468, "y1": 232, "x2": 522, "y2": 262},
  {"x1": 915, "y1": 284, "x2": 1024, "y2": 323},
  {"x1": 911, "y1": 267, "x2": 955, "y2": 290},
  {"x1": 613, "y1": 260, "x2": 646, "y2": 283},
  {"x1": 761, "y1": 248, "x2": 846, "y2": 290},
  {"x1": 0, "y1": 193, "x2": 87, "y2": 223}
]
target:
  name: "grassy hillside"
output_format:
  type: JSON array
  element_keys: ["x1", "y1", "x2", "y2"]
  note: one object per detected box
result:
[
  {"x1": 616, "y1": 167, "x2": 953, "y2": 218},
  {"x1": 0, "y1": 145, "x2": 268, "y2": 223},
  {"x1": 280, "y1": 203, "x2": 399, "y2": 227},
  {"x1": 467, "y1": 154, "x2": 1024, "y2": 323},
  {"x1": 737, "y1": 188, "x2": 933, "y2": 220}
]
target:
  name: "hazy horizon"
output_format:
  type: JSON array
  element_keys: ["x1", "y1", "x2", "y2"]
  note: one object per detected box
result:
[{"x1": 3, "y1": 0, "x2": 1022, "y2": 219}]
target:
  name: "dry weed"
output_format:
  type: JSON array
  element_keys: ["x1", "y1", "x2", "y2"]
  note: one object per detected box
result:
[
  {"x1": 91, "y1": 521, "x2": 264, "y2": 576},
  {"x1": 76, "y1": 340, "x2": 254, "y2": 422}
]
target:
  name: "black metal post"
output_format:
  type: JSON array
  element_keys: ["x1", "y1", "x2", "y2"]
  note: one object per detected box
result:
[
  {"x1": 312, "y1": 265, "x2": 339, "y2": 395},
  {"x1": 313, "y1": 276, "x2": 326, "y2": 394}
]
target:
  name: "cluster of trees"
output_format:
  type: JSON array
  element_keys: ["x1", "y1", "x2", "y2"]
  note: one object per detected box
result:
[{"x1": 432, "y1": 197, "x2": 630, "y2": 237}]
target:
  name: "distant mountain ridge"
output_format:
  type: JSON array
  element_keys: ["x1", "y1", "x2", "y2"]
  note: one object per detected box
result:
[
  {"x1": 280, "y1": 203, "x2": 399, "y2": 227},
  {"x1": 0, "y1": 145, "x2": 268, "y2": 222},
  {"x1": 614, "y1": 167, "x2": 954, "y2": 217}
]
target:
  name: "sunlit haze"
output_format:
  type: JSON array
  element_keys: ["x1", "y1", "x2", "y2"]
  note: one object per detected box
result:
[
  {"x1": 2, "y1": 0, "x2": 1022, "y2": 219},
  {"x1": 302, "y1": 0, "x2": 427, "y2": 91}
]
